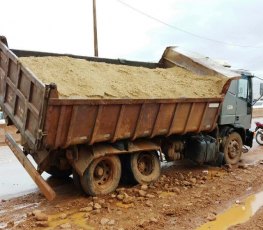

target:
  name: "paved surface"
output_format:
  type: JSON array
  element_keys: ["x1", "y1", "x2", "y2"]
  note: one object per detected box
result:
[{"x1": 0, "y1": 146, "x2": 48, "y2": 200}]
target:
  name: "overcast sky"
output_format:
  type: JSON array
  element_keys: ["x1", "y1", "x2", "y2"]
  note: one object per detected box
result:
[{"x1": 1, "y1": 0, "x2": 263, "y2": 76}]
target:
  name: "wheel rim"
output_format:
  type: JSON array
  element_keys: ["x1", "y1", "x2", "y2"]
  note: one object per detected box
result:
[
  {"x1": 137, "y1": 153, "x2": 154, "y2": 176},
  {"x1": 227, "y1": 139, "x2": 240, "y2": 159},
  {"x1": 93, "y1": 159, "x2": 113, "y2": 187}
]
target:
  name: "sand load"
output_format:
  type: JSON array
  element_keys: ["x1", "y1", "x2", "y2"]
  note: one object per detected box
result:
[{"x1": 20, "y1": 56, "x2": 227, "y2": 99}]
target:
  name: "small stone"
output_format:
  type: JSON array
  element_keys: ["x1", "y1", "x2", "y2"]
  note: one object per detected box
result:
[
  {"x1": 32, "y1": 210, "x2": 42, "y2": 216},
  {"x1": 179, "y1": 173, "x2": 184, "y2": 180},
  {"x1": 150, "y1": 217, "x2": 158, "y2": 223},
  {"x1": 117, "y1": 194, "x2": 125, "y2": 201},
  {"x1": 182, "y1": 181, "x2": 191, "y2": 186},
  {"x1": 116, "y1": 188, "x2": 125, "y2": 193},
  {"x1": 163, "y1": 204, "x2": 170, "y2": 208},
  {"x1": 88, "y1": 201, "x2": 94, "y2": 207},
  {"x1": 172, "y1": 187, "x2": 180, "y2": 194},
  {"x1": 100, "y1": 218, "x2": 110, "y2": 225},
  {"x1": 34, "y1": 212, "x2": 48, "y2": 221},
  {"x1": 141, "y1": 184, "x2": 148, "y2": 191},
  {"x1": 214, "y1": 173, "x2": 221, "y2": 177},
  {"x1": 189, "y1": 178, "x2": 197, "y2": 184},
  {"x1": 80, "y1": 206, "x2": 93, "y2": 212},
  {"x1": 116, "y1": 211, "x2": 123, "y2": 215},
  {"x1": 60, "y1": 223, "x2": 71, "y2": 229},
  {"x1": 146, "y1": 194, "x2": 155, "y2": 198},
  {"x1": 35, "y1": 221, "x2": 49, "y2": 227},
  {"x1": 94, "y1": 203, "x2": 102, "y2": 209},
  {"x1": 138, "y1": 190, "x2": 147, "y2": 197},
  {"x1": 235, "y1": 200, "x2": 241, "y2": 204},
  {"x1": 60, "y1": 213, "x2": 67, "y2": 219},
  {"x1": 122, "y1": 196, "x2": 134, "y2": 204},
  {"x1": 238, "y1": 164, "x2": 248, "y2": 169},
  {"x1": 145, "y1": 201, "x2": 153, "y2": 207},
  {"x1": 207, "y1": 213, "x2": 216, "y2": 221},
  {"x1": 92, "y1": 209, "x2": 101, "y2": 214},
  {"x1": 108, "y1": 219, "x2": 115, "y2": 225},
  {"x1": 138, "y1": 220, "x2": 147, "y2": 227},
  {"x1": 26, "y1": 212, "x2": 33, "y2": 217},
  {"x1": 98, "y1": 199, "x2": 105, "y2": 205},
  {"x1": 164, "y1": 183, "x2": 169, "y2": 189}
]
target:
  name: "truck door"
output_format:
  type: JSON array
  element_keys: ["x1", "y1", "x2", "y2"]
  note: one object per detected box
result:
[
  {"x1": 219, "y1": 80, "x2": 238, "y2": 125},
  {"x1": 235, "y1": 78, "x2": 252, "y2": 129}
]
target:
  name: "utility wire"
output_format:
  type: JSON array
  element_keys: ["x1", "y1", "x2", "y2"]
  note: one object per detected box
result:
[
  {"x1": 116, "y1": 0, "x2": 262, "y2": 48},
  {"x1": 254, "y1": 76, "x2": 263, "y2": 81}
]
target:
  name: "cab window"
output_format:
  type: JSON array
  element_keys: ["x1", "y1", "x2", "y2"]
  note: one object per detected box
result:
[{"x1": 237, "y1": 79, "x2": 248, "y2": 100}]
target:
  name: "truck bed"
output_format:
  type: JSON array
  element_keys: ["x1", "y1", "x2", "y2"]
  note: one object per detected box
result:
[{"x1": 0, "y1": 37, "x2": 234, "y2": 151}]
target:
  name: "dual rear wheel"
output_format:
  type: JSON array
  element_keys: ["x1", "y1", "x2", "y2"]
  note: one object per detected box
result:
[{"x1": 75, "y1": 151, "x2": 160, "y2": 196}]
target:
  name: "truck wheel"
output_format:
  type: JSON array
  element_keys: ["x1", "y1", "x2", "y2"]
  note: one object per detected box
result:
[
  {"x1": 255, "y1": 131, "x2": 263, "y2": 146},
  {"x1": 80, "y1": 155, "x2": 121, "y2": 196},
  {"x1": 223, "y1": 132, "x2": 243, "y2": 165},
  {"x1": 130, "y1": 151, "x2": 160, "y2": 184}
]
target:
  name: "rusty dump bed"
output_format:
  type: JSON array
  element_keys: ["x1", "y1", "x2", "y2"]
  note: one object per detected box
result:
[{"x1": 0, "y1": 37, "x2": 238, "y2": 151}]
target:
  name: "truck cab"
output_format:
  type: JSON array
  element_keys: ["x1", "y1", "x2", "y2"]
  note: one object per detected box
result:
[
  {"x1": 219, "y1": 72, "x2": 255, "y2": 148},
  {"x1": 219, "y1": 71, "x2": 253, "y2": 129}
]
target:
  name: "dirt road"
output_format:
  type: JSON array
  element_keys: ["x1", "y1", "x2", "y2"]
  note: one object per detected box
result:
[{"x1": 1, "y1": 143, "x2": 263, "y2": 230}]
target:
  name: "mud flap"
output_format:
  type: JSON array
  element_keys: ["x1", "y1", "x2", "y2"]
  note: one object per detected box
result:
[{"x1": 5, "y1": 133, "x2": 56, "y2": 201}]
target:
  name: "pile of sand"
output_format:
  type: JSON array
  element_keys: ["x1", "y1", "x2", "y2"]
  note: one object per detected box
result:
[{"x1": 20, "y1": 56, "x2": 228, "y2": 99}]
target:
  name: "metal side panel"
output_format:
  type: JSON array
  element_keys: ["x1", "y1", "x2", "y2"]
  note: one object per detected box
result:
[
  {"x1": 44, "y1": 98, "x2": 223, "y2": 149},
  {"x1": 0, "y1": 41, "x2": 47, "y2": 150}
]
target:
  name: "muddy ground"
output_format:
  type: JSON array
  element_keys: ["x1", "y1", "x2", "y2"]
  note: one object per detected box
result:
[{"x1": 0, "y1": 143, "x2": 263, "y2": 230}]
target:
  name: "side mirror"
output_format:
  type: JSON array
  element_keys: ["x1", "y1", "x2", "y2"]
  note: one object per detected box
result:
[{"x1": 260, "y1": 83, "x2": 263, "y2": 96}]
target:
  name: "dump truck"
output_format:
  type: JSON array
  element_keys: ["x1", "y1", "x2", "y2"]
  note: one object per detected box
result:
[{"x1": 0, "y1": 36, "x2": 256, "y2": 200}]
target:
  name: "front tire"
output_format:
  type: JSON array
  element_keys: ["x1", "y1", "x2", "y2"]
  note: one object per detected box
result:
[
  {"x1": 80, "y1": 155, "x2": 121, "y2": 196},
  {"x1": 223, "y1": 132, "x2": 243, "y2": 165},
  {"x1": 255, "y1": 131, "x2": 263, "y2": 146}
]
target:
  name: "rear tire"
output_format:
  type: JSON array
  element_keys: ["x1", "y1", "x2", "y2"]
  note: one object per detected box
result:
[
  {"x1": 223, "y1": 132, "x2": 243, "y2": 165},
  {"x1": 129, "y1": 151, "x2": 160, "y2": 184},
  {"x1": 80, "y1": 155, "x2": 121, "y2": 196}
]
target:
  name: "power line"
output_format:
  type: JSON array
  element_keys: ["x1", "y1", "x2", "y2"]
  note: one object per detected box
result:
[{"x1": 116, "y1": 0, "x2": 262, "y2": 49}]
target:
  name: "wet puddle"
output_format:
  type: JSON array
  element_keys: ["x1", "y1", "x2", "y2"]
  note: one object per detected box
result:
[
  {"x1": 197, "y1": 190, "x2": 263, "y2": 230},
  {"x1": 46, "y1": 211, "x2": 94, "y2": 230}
]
